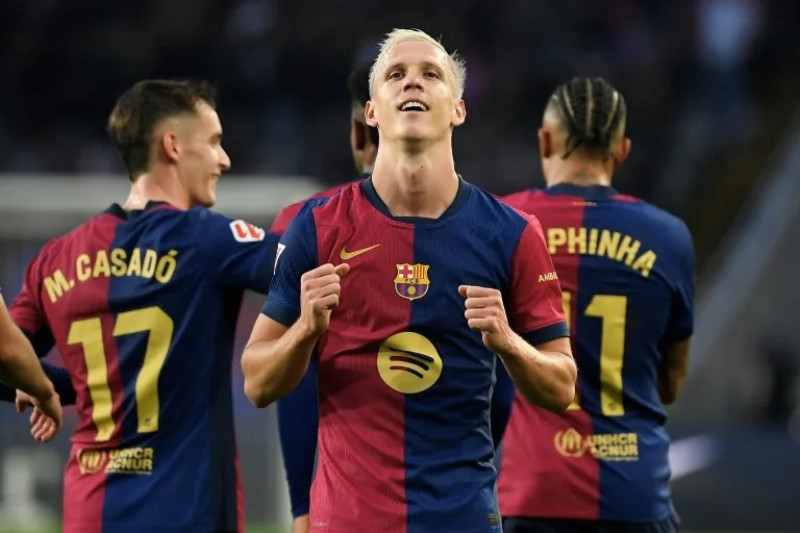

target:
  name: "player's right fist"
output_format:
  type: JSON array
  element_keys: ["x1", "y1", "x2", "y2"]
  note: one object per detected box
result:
[{"x1": 299, "y1": 262, "x2": 350, "y2": 336}]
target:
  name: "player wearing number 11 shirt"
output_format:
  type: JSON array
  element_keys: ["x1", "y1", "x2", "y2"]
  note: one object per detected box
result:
[
  {"x1": 498, "y1": 78, "x2": 695, "y2": 533},
  {"x1": 7, "y1": 80, "x2": 278, "y2": 532}
]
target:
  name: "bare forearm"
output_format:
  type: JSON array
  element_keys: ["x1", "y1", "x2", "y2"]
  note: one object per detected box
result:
[
  {"x1": 0, "y1": 340, "x2": 55, "y2": 401},
  {"x1": 657, "y1": 338, "x2": 690, "y2": 405},
  {"x1": 242, "y1": 322, "x2": 320, "y2": 408},
  {"x1": 657, "y1": 367, "x2": 686, "y2": 405},
  {"x1": 498, "y1": 334, "x2": 576, "y2": 412}
]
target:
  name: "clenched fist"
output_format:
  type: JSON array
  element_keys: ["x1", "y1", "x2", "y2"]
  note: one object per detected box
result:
[
  {"x1": 300, "y1": 263, "x2": 350, "y2": 336},
  {"x1": 458, "y1": 285, "x2": 515, "y2": 354}
]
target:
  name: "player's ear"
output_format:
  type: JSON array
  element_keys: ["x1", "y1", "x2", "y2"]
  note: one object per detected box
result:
[
  {"x1": 451, "y1": 99, "x2": 466, "y2": 127},
  {"x1": 365, "y1": 100, "x2": 378, "y2": 128},
  {"x1": 160, "y1": 131, "x2": 180, "y2": 164},
  {"x1": 613, "y1": 137, "x2": 631, "y2": 165},
  {"x1": 538, "y1": 128, "x2": 553, "y2": 159}
]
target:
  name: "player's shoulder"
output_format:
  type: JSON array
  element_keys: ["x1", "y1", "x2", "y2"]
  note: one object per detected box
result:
[
  {"x1": 294, "y1": 181, "x2": 362, "y2": 225},
  {"x1": 184, "y1": 205, "x2": 272, "y2": 245},
  {"x1": 295, "y1": 194, "x2": 337, "y2": 218},
  {"x1": 33, "y1": 209, "x2": 122, "y2": 261},
  {"x1": 499, "y1": 187, "x2": 549, "y2": 209},
  {"x1": 271, "y1": 182, "x2": 349, "y2": 234},
  {"x1": 467, "y1": 183, "x2": 542, "y2": 233},
  {"x1": 612, "y1": 195, "x2": 691, "y2": 244},
  {"x1": 311, "y1": 181, "x2": 351, "y2": 200}
]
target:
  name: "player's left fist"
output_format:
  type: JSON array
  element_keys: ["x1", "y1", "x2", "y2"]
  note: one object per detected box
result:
[
  {"x1": 458, "y1": 285, "x2": 514, "y2": 354},
  {"x1": 15, "y1": 389, "x2": 62, "y2": 443}
]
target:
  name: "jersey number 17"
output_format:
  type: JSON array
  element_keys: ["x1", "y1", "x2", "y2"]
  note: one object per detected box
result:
[{"x1": 68, "y1": 306, "x2": 173, "y2": 441}]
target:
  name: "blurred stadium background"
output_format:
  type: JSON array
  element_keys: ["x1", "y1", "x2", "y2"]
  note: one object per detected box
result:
[{"x1": 1, "y1": 1, "x2": 799, "y2": 531}]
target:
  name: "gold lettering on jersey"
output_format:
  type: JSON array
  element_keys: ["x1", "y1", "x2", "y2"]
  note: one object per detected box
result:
[
  {"x1": 76, "y1": 254, "x2": 91, "y2": 282},
  {"x1": 538, "y1": 271, "x2": 558, "y2": 283},
  {"x1": 554, "y1": 428, "x2": 639, "y2": 461},
  {"x1": 127, "y1": 248, "x2": 142, "y2": 277},
  {"x1": 44, "y1": 270, "x2": 75, "y2": 303},
  {"x1": 110, "y1": 248, "x2": 127, "y2": 276},
  {"x1": 77, "y1": 446, "x2": 155, "y2": 475},
  {"x1": 44, "y1": 249, "x2": 179, "y2": 304},
  {"x1": 546, "y1": 227, "x2": 657, "y2": 277},
  {"x1": 93, "y1": 250, "x2": 110, "y2": 278}
]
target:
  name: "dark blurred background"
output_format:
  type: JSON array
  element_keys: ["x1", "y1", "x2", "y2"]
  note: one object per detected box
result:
[
  {"x1": 1, "y1": 1, "x2": 799, "y2": 531},
  {"x1": 2, "y1": 0, "x2": 798, "y2": 259}
]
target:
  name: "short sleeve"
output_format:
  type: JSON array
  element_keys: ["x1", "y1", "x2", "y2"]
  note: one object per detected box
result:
[
  {"x1": 261, "y1": 200, "x2": 323, "y2": 326},
  {"x1": 193, "y1": 209, "x2": 279, "y2": 294},
  {"x1": 664, "y1": 222, "x2": 695, "y2": 340},
  {"x1": 508, "y1": 214, "x2": 569, "y2": 345}
]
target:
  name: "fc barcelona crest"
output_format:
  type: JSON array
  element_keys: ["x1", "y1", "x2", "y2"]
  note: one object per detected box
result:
[{"x1": 394, "y1": 263, "x2": 430, "y2": 301}]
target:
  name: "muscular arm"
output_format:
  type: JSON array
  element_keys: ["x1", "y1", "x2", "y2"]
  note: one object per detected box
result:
[
  {"x1": 497, "y1": 335, "x2": 576, "y2": 412},
  {"x1": 460, "y1": 283, "x2": 575, "y2": 413},
  {"x1": 241, "y1": 315, "x2": 319, "y2": 408},
  {"x1": 658, "y1": 337, "x2": 691, "y2": 405},
  {"x1": 243, "y1": 262, "x2": 348, "y2": 408}
]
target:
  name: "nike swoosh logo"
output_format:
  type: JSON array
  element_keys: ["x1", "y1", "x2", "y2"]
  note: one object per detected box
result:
[{"x1": 339, "y1": 244, "x2": 381, "y2": 260}]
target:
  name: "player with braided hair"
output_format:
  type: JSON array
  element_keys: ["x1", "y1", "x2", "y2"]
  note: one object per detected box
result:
[
  {"x1": 554, "y1": 77, "x2": 627, "y2": 160},
  {"x1": 498, "y1": 77, "x2": 694, "y2": 533}
]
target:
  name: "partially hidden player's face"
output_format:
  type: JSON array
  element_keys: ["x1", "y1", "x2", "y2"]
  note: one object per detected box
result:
[
  {"x1": 175, "y1": 101, "x2": 231, "y2": 208},
  {"x1": 366, "y1": 40, "x2": 466, "y2": 146}
]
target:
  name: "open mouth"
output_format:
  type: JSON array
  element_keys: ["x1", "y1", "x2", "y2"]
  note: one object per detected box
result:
[{"x1": 398, "y1": 100, "x2": 429, "y2": 112}]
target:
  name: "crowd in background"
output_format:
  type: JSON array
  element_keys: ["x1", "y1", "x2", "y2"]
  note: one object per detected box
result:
[{"x1": 0, "y1": 0, "x2": 797, "y2": 241}]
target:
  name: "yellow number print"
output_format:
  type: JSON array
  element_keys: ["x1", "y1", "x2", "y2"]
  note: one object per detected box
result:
[
  {"x1": 68, "y1": 306, "x2": 174, "y2": 441},
  {"x1": 562, "y1": 291, "x2": 627, "y2": 416},
  {"x1": 67, "y1": 318, "x2": 114, "y2": 441}
]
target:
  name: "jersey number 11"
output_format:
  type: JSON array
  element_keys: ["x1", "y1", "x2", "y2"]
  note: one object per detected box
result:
[{"x1": 562, "y1": 292, "x2": 626, "y2": 417}]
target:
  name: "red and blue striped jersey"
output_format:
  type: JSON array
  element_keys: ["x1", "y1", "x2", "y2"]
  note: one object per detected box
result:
[
  {"x1": 498, "y1": 184, "x2": 694, "y2": 523},
  {"x1": 10, "y1": 201, "x2": 277, "y2": 533},
  {"x1": 269, "y1": 181, "x2": 355, "y2": 236},
  {"x1": 264, "y1": 178, "x2": 567, "y2": 533},
  {"x1": 270, "y1": 179, "x2": 358, "y2": 519}
]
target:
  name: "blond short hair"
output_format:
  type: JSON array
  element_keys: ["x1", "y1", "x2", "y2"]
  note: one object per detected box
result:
[{"x1": 369, "y1": 28, "x2": 466, "y2": 100}]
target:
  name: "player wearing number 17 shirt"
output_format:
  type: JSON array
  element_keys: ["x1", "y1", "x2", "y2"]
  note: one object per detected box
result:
[
  {"x1": 242, "y1": 29, "x2": 576, "y2": 533},
  {"x1": 7, "y1": 80, "x2": 278, "y2": 533},
  {"x1": 498, "y1": 78, "x2": 695, "y2": 533}
]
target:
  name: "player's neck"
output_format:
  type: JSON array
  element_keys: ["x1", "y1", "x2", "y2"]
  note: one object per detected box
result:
[
  {"x1": 358, "y1": 162, "x2": 375, "y2": 176},
  {"x1": 371, "y1": 143, "x2": 459, "y2": 218},
  {"x1": 123, "y1": 171, "x2": 192, "y2": 211},
  {"x1": 546, "y1": 159, "x2": 613, "y2": 188}
]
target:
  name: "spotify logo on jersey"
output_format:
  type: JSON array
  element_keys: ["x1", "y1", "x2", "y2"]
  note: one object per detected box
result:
[{"x1": 377, "y1": 332, "x2": 443, "y2": 394}]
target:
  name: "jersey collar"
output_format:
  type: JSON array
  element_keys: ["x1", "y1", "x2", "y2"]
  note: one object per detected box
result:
[
  {"x1": 545, "y1": 183, "x2": 619, "y2": 200},
  {"x1": 104, "y1": 201, "x2": 170, "y2": 220},
  {"x1": 361, "y1": 175, "x2": 472, "y2": 224}
]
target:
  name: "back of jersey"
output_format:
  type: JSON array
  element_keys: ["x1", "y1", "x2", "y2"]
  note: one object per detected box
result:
[
  {"x1": 12, "y1": 202, "x2": 275, "y2": 532},
  {"x1": 498, "y1": 184, "x2": 694, "y2": 523}
]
